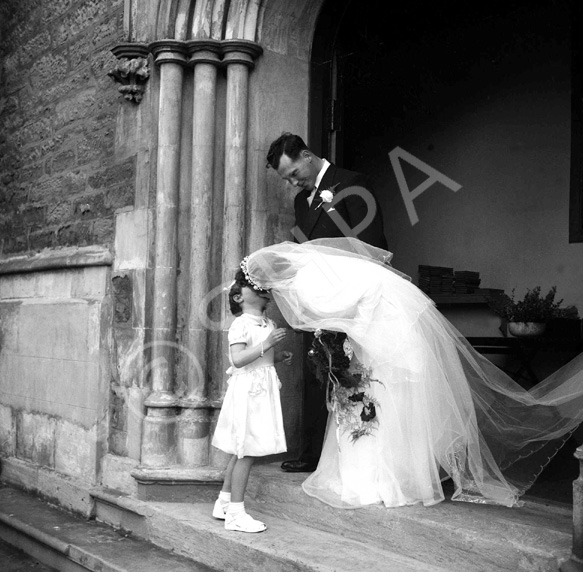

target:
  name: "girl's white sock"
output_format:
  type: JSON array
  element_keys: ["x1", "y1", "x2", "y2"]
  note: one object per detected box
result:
[
  {"x1": 227, "y1": 501, "x2": 245, "y2": 516},
  {"x1": 218, "y1": 491, "x2": 231, "y2": 504}
]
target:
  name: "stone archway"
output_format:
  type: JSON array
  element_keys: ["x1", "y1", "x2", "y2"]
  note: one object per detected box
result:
[{"x1": 108, "y1": 0, "x2": 327, "y2": 495}]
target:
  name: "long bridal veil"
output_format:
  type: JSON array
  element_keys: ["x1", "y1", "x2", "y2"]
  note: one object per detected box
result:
[{"x1": 245, "y1": 238, "x2": 583, "y2": 509}]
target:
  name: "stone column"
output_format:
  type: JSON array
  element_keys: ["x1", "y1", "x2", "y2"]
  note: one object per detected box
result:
[
  {"x1": 140, "y1": 40, "x2": 187, "y2": 468},
  {"x1": 561, "y1": 446, "x2": 583, "y2": 572},
  {"x1": 178, "y1": 40, "x2": 222, "y2": 467},
  {"x1": 221, "y1": 40, "x2": 263, "y2": 280}
]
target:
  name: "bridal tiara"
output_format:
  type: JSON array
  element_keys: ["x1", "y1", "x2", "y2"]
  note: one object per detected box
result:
[{"x1": 240, "y1": 256, "x2": 269, "y2": 292}]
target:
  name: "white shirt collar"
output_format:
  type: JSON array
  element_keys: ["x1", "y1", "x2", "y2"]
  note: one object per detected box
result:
[
  {"x1": 314, "y1": 159, "x2": 330, "y2": 190},
  {"x1": 242, "y1": 312, "x2": 268, "y2": 327}
]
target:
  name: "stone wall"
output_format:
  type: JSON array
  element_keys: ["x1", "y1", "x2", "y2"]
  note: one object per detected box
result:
[
  {"x1": 0, "y1": 0, "x2": 132, "y2": 256},
  {"x1": 0, "y1": 254, "x2": 112, "y2": 513},
  {"x1": 0, "y1": 0, "x2": 136, "y2": 509}
]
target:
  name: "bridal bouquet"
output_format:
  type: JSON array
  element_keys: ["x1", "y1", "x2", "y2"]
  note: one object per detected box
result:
[{"x1": 308, "y1": 330, "x2": 380, "y2": 441}]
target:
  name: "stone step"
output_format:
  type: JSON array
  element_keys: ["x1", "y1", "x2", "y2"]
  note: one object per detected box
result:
[
  {"x1": 245, "y1": 463, "x2": 575, "y2": 572},
  {"x1": 0, "y1": 536, "x2": 59, "y2": 572},
  {"x1": 0, "y1": 484, "x2": 216, "y2": 572},
  {"x1": 92, "y1": 461, "x2": 575, "y2": 572},
  {"x1": 1, "y1": 465, "x2": 575, "y2": 572},
  {"x1": 91, "y1": 486, "x2": 451, "y2": 572}
]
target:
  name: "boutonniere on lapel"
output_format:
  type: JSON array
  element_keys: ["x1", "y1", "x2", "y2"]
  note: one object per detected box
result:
[{"x1": 315, "y1": 183, "x2": 339, "y2": 211}]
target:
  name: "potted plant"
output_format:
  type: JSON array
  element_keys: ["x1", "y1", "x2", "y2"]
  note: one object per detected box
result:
[{"x1": 487, "y1": 286, "x2": 566, "y2": 337}]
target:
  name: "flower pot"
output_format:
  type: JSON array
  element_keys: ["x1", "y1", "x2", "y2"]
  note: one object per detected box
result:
[{"x1": 508, "y1": 321, "x2": 547, "y2": 337}]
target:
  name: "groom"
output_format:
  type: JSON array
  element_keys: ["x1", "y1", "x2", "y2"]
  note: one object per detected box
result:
[{"x1": 266, "y1": 132, "x2": 388, "y2": 472}]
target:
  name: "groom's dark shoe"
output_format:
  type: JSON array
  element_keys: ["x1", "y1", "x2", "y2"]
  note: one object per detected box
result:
[{"x1": 281, "y1": 459, "x2": 317, "y2": 472}]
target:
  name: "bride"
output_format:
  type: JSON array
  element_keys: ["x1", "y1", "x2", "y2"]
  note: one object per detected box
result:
[{"x1": 242, "y1": 238, "x2": 583, "y2": 509}]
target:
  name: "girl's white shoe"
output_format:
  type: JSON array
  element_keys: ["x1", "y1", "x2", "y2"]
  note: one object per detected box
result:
[
  {"x1": 212, "y1": 499, "x2": 227, "y2": 520},
  {"x1": 225, "y1": 511, "x2": 266, "y2": 533}
]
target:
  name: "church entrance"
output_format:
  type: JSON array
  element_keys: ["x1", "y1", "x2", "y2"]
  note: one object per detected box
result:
[{"x1": 308, "y1": 0, "x2": 579, "y2": 504}]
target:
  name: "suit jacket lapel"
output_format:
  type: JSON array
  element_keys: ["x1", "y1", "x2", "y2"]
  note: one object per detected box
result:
[{"x1": 302, "y1": 165, "x2": 338, "y2": 239}]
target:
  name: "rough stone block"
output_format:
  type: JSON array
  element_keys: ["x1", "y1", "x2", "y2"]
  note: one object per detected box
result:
[
  {"x1": 3, "y1": 52, "x2": 20, "y2": 79},
  {"x1": 15, "y1": 299, "x2": 101, "y2": 360},
  {"x1": 178, "y1": 409, "x2": 211, "y2": 467},
  {"x1": 114, "y1": 208, "x2": 149, "y2": 271},
  {"x1": 17, "y1": 31, "x2": 51, "y2": 67},
  {"x1": 0, "y1": 305, "x2": 19, "y2": 355},
  {"x1": 38, "y1": 132, "x2": 68, "y2": 160},
  {"x1": 110, "y1": 386, "x2": 127, "y2": 432},
  {"x1": 131, "y1": 268, "x2": 147, "y2": 329},
  {"x1": 54, "y1": 220, "x2": 93, "y2": 247},
  {"x1": 92, "y1": 217, "x2": 115, "y2": 245},
  {"x1": 30, "y1": 52, "x2": 68, "y2": 89},
  {"x1": 1, "y1": 457, "x2": 93, "y2": 517},
  {"x1": 100, "y1": 453, "x2": 138, "y2": 496},
  {"x1": 15, "y1": 411, "x2": 56, "y2": 468},
  {"x1": 114, "y1": 328, "x2": 146, "y2": 387},
  {"x1": 68, "y1": 36, "x2": 93, "y2": 71},
  {"x1": 0, "y1": 404, "x2": 15, "y2": 456},
  {"x1": 42, "y1": 69, "x2": 92, "y2": 107},
  {"x1": 33, "y1": 268, "x2": 73, "y2": 298},
  {"x1": 42, "y1": 0, "x2": 76, "y2": 22},
  {"x1": 0, "y1": 349, "x2": 104, "y2": 427},
  {"x1": 55, "y1": 0, "x2": 109, "y2": 45},
  {"x1": 73, "y1": 192, "x2": 107, "y2": 220},
  {"x1": 54, "y1": 420, "x2": 97, "y2": 482},
  {"x1": 55, "y1": 89, "x2": 97, "y2": 128},
  {"x1": 91, "y1": 12, "x2": 123, "y2": 49},
  {"x1": 77, "y1": 129, "x2": 115, "y2": 166},
  {"x1": 15, "y1": 116, "x2": 52, "y2": 147},
  {"x1": 21, "y1": 204, "x2": 45, "y2": 227},
  {"x1": 127, "y1": 386, "x2": 147, "y2": 460},
  {"x1": 89, "y1": 46, "x2": 121, "y2": 84},
  {"x1": 108, "y1": 427, "x2": 128, "y2": 457},
  {"x1": 111, "y1": 273, "x2": 132, "y2": 324},
  {"x1": 16, "y1": 161, "x2": 43, "y2": 183},
  {"x1": 28, "y1": 229, "x2": 55, "y2": 251},
  {"x1": 88, "y1": 157, "x2": 136, "y2": 190},
  {"x1": 27, "y1": 175, "x2": 62, "y2": 203},
  {"x1": 70, "y1": 266, "x2": 108, "y2": 300},
  {"x1": 105, "y1": 182, "x2": 134, "y2": 211},
  {"x1": 0, "y1": 278, "x2": 16, "y2": 300},
  {"x1": 46, "y1": 201, "x2": 74, "y2": 225},
  {"x1": 47, "y1": 149, "x2": 76, "y2": 175}
]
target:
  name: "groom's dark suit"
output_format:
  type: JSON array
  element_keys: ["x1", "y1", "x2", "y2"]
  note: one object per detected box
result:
[
  {"x1": 293, "y1": 164, "x2": 388, "y2": 248},
  {"x1": 292, "y1": 164, "x2": 387, "y2": 468}
]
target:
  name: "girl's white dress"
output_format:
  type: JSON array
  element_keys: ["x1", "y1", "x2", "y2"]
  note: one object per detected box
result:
[
  {"x1": 212, "y1": 313, "x2": 287, "y2": 458},
  {"x1": 244, "y1": 238, "x2": 583, "y2": 509}
]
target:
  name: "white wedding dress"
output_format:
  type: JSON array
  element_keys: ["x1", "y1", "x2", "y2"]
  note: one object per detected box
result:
[{"x1": 245, "y1": 238, "x2": 583, "y2": 509}]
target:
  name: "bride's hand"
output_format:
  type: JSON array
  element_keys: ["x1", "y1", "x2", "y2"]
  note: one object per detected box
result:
[{"x1": 281, "y1": 351, "x2": 293, "y2": 366}]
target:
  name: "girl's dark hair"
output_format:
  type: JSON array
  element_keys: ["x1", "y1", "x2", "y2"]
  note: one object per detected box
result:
[{"x1": 228, "y1": 269, "x2": 251, "y2": 315}]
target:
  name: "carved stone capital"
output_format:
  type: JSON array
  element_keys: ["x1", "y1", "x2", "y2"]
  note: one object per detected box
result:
[
  {"x1": 108, "y1": 47, "x2": 151, "y2": 104},
  {"x1": 149, "y1": 40, "x2": 189, "y2": 66},
  {"x1": 111, "y1": 42, "x2": 149, "y2": 59},
  {"x1": 221, "y1": 39, "x2": 263, "y2": 69},
  {"x1": 187, "y1": 39, "x2": 222, "y2": 67}
]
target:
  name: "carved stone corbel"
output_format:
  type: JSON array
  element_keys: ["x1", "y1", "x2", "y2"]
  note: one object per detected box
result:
[{"x1": 108, "y1": 43, "x2": 150, "y2": 104}]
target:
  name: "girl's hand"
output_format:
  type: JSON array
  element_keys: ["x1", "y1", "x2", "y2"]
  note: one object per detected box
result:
[{"x1": 266, "y1": 327, "x2": 287, "y2": 348}]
